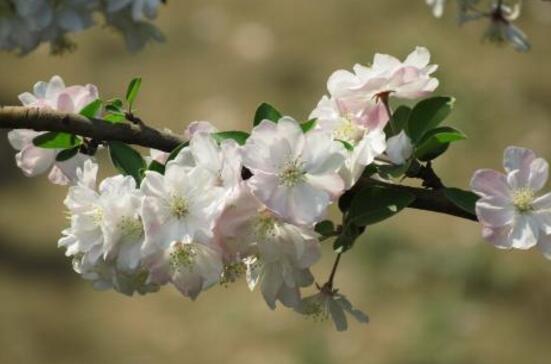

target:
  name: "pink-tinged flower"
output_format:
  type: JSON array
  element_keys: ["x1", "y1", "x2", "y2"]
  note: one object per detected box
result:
[
  {"x1": 8, "y1": 75, "x2": 99, "y2": 185},
  {"x1": 183, "y1": 121, "x2": 218, "y2": 140},
  {"x1": 173, "y1": 131, "x2": 243, "y2": 191},
  {"x1": 310, "y1": 95, "x2": 387, "y2": 188},
  {"x1": 328, "y1": 47, "x2": 439, "y2": 101},
  {"x1": 243, "y1": 117, "x2": 346, "y2": 225},
  {"x1": 146, "y1": 230, "x2": 223, "y2": 300},
  {"x1": 471, "y1": 146, "x2": 551, "y2": 253},
  {"x1": 214, "y1": 185, "x2": 320, "y2": 308},
  {"x1": 295, "y1": 286, "x2": 369, "y2": 331}
]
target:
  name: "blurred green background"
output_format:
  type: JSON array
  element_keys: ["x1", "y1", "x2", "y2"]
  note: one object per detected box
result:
[{"x1": 1, "y1": 1, "x2": 551, "y2": 363}]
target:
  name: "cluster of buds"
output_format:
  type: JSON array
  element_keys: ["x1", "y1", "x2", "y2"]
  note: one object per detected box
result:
[{"x1": 0, "y1": 0, "x2": 164, "y2": 54}]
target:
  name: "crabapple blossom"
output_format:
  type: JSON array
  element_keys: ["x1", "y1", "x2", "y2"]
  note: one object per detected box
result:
[
  {"x1": 214, "y1": 185, "x2": 321, "y2": 308},
  {"x1": 386, "y1": 130, "x2": 414, "y2": 165},
  {"x1": 146, "y1": 230, "x2": 223, "y2": 299},
  {"x1": 310, "y1": 95, "x2": 387, "y2": 188},
  {"x1": 243, "y1": 117, "x2": 346, "y2": 225},
  {"x1": 471, "y1": 146, "x2": 551, "y2": 255},
  {"x1": 59, "y1": 160, "x2": 157, "y2": 295},
  {"x1": 295, "y1": 287, "x2": 369, "y2": 331},
  {"x1": 7, "y1": 75, "x2": 98, "y2": 185}
]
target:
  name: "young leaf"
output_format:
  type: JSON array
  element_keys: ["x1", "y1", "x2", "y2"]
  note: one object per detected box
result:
[
  {"x1": 336, "y1": 139, "x2": 354, "y2": 151},
  {"x1": 315, "y1": 220, "x2": 336, "y2": 237},
  {"x1": 104, "y1": 112, "x2": 126, "y2": 123},
  {"x1": 301, "y1": 118, "x2": 317, "y2": 133},
  {"x1": 106, "y1": 98, "x2": 123, "y2": 109},
  {"x1": 415, "y1": 126, "x2": 466, "y2": 161},
  {"x1": 407, "y1": 96, "x2": 455, "y2": 143},
  {"x1": 56, "y1": 146, "x2": 80, "y2": 162},
  {"x1": 444, "y1": 188, "x2": 479, "y2": 216},
  {"x1": 108, "y1": 141, "x2": 146, "y2": 184},
  {"x1": 33, "y1": 132, "x2": 82, "y2": 149},
  {"x1": 126, "y1": 77, "x2": 142, "y2": 110},
  {"x1": 348, "y1": 186, "x2": 415, "y2": 226},
  {"x1": 253, "y1": 103, "x2": 282, "y2": 126},
  {"x1": 79, "y1": 99, "x2": 102, "y2": 118},
  {"x1": 212, "y1": 131, "x2": 250, "y2": 146}
]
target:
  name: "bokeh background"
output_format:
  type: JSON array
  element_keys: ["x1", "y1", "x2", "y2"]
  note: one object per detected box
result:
[{"x1": 1, "y1": 1, "x2": 551, "y2": 363}]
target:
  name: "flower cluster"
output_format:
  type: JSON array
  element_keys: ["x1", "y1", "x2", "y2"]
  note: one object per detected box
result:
[
  {"x1": 471, "y1": 146, "x2": 551, "y2": 259},
  {"x1": 0, "y1": 0, "x2": 164, "y2": 54},
  {"x1": 7, "y1": 47, "x2": 445, "y2": 330}
]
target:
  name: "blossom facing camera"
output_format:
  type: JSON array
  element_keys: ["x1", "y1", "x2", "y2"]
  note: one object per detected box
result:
[
  {"x1": 7, "y1": 75, "x2": 99, "y2": 185},
  {"x1": 243, "y1": 117, "x2": 346, "y2": 225},
  {"x1": 471, "y1": 146, "x2": 551, "y2": 257}
]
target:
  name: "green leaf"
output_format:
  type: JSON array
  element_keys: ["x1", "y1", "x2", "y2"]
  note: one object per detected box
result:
[
  {"x1": 105, "y1": 104, "x2": 123, "y2": 114},
  {"x1": 407, "y1": 96, "x2": 455, "y2": 143},
  {"x1": 301, "y1": 118, "x2": 317, "y2": 133},
  {"x1": 148, "y1": 160, "x2": 165, "y2": 174},
  {"x1": 253, "y1": 103, "x2": 282, "y2": 126},
  {"x1": 385, "y1": 105, "x2": 411, "y2": 137},
  {"x1": 79, "y1": 99, "x2": 102, "y2": 118},
  {"x1": 315, "y1": 220, "x2": 335, "y2": 237},
  {"x1": 348, "y1": 186, "x2": 415, "y2": 226},
  {"x1": 415, "y1": 126, "x2": 466, "y2": 161},
  {"x1": 333, "y1": 223, "x2": 363, "y2": 253},
  {"x1": 106, "y1": 98, "x2": 123, "y2": 109},
  {"x1": 108, "y1": 141, "x2": 146, "y2": 184},
  {"x1": 213, "y1": 131, "x2": 250, "y2": 146},
  {"x1": 126, "y1": 77, "x2": 142, "y2": 110},
  {"x1": 104, "y1": 112, "x2": 126, "y2": 123},
  {"x1": 444, "y1": 188, "x2": 479, "y2": 216},
  {"x1": 33, "y1": 132, "x2": 82, "y2": 149},
  {"x1": 55, "y1": 146, "x2": 80, "y2": 162}
]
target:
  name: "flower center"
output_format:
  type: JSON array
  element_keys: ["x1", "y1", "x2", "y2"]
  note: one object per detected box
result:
[
  {"x1": 117, "y1": 216, "x2": 143, "y2": 240},
  {"x1": 92, "y1": 207, "x2": 103, "y2": 226},
  {"x1": 303, "y1": 300, "x2": 328, "y2": 322},
  {"x1": 220, "y1": 261, "x2": 246, "y2": 286},
  {"x1": 170, "y1": 195, "x2": 189, "y2": 219},
  {"x1": 169, "y1": 242, "x2": 196, "y2": 272},
  {"x1": 278, "y1": 159, "x2": 305, "y2": 187},
  {"x1": 333, "y1": 117, "x2": 364, "y2": 145},
  {"x1": 253, "y1": 211, "x2": 277, "y2": 240},
  {"x1": 511, "y1": 187, "x2": 536, "y2": 213}
]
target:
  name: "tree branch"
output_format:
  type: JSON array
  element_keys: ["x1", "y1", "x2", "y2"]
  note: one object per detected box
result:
[
  {"x1": 0, "y1": 106, "x2": 183, "y2": 152},
  {"x1": 0, "y1": 106, "x2": 478, "y2": 222}
]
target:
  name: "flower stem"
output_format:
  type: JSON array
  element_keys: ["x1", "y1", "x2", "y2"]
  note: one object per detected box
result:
[{"x1": 326, "y1": 253, "x2": 342, "y2": 289}]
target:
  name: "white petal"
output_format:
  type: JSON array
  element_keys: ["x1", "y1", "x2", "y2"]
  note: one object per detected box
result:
[{"x1": 510, "y1": 214, "x2": 539, "y2": 249}]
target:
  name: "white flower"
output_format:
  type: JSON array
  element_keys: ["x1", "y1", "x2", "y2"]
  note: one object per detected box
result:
[
  {"x1": 8, "y1": 75, "x2": 99, "y2": 185},
  {"x1": 215, "y1": 185, "x2": 321, "y2": 308},
  {"x1": 471, "y1": 146, "x2": 551, "y2": 255},
  {"x1": 386, "y1": 130, "x2": 414, "y2": 165},
  {"x1": 296, "y1": 287, "x2": 369, "y2": 331},
  {"x1": 310, "y1": 95, "x2": 387, "y2": 188},
  {"x1": 146, "y1": 230, "x2": 223, "y2": 300},
  {"x1": 243, "y1": 117, "x2": 346, "y2": 225},
  {"x1": 183, "y1": 121, "x2": 218, "y2": 140},
  {"x1": 426, "y1": 0, "x2": 446, "y2": 18},
  {"x1": 140, "y1": 163, "x2": 225, "y2": 255},
  {"x1": 173, "y1": 131, "x2": 243, "y2": 191},
  {"x1": 59, "y1": 160, "x2": 156, "y2": 295}
]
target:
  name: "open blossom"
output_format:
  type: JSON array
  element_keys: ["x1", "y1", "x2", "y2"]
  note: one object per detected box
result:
[
  {"x1": 173, "y1": 131, "x2": 243, "y2": 191},
  {"x1": 215, "y1": 186, "x2": 320, "y2": 308},
  {"x1": 426, "y1": 0, "x2": 446, "y2": 18},
  {"x1": 386, "y1": 130, "x2": 414, "y2": 165},
  {"x1": 59, "y1": 160, "x2": 156, "y2": 295},
  {"x1": 310, "y1": 95, "x2": 387, "y2": 188},
  {"x1": 295, "y1": 287, "x2": 369, "y2": 331},
  {"x1": 328, "y1": 47, "x2": 439, "y2": 101},
  {"x1": 243, "y1": 117, "x2": 345, "y2": 225},
  {"x1": 471, "y1": 146, "x2": 551, "y2": 257},
  {"x1": 7, "y1": 75, "x2": 98, "y2": 185},
  {"x1": 140, "y1": 160, "x2": 226, "y2": 298}
]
